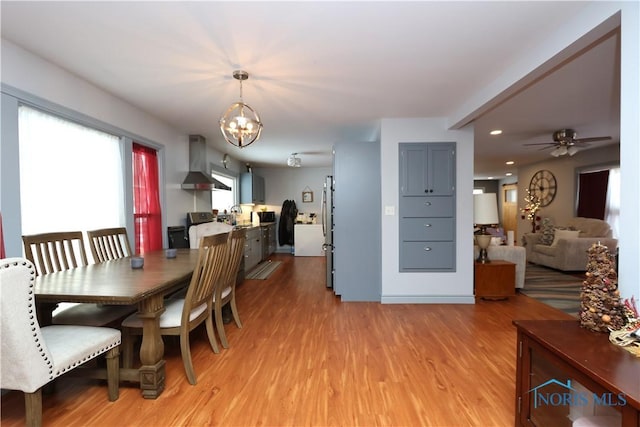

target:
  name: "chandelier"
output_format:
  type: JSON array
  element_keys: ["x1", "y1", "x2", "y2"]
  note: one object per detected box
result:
[
  {"x1": 219, "y1": 70, "x2": 263, "y2": 148},
  {"x1": 287, "y1": 153, "x2": 301, "y2": 167}
]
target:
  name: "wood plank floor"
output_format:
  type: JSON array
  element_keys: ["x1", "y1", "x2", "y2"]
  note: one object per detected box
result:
[{"x1": 1, "y1": 254, "x2": 572, "y2": 426}]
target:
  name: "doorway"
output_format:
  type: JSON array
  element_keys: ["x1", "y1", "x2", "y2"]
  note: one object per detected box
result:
[{"x1": 502, "y1": 183, "x2": 518, "y2": 245}]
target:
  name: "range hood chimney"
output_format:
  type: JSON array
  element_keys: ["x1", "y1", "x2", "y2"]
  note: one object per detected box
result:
[{"x1": 181, "y1": 135, "x2": 231, "y2": 191}]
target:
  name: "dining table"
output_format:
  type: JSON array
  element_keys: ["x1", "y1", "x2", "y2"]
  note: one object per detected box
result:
[{"x1": 34, "y1": 248, "x2": 200, "y2": 399}]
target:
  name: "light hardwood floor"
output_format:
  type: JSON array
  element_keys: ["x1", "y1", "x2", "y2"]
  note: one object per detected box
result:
[{"x1": 1, "y1": 254, "x2": 572, "y2": 426}]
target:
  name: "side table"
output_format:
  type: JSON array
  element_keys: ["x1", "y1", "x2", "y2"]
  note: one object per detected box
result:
[{"x1": 474, "y1": 260, "x2": 516, "y2": 300}]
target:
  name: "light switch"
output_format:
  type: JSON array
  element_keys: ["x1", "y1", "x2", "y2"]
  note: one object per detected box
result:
[{"x1": 384, "y1": 206, "x2": 395, "y2": 216}]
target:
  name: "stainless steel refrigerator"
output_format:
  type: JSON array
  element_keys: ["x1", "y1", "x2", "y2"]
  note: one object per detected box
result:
[{"x1": 321, "y1": 175, "x2": 334, "y2": 288}]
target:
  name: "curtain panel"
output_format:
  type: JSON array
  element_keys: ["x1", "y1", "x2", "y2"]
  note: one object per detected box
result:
[{"x1": 133, "y1": 143, "x2": 162, "y2": 254}]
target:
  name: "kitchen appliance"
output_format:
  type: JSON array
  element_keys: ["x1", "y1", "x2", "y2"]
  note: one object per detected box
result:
[
  {"x1": 256, "y1": 211, "x2": 276, "y2": 223},
  {"x1": 167, "y1": 226, "x2": 189, "y2": 249},
  {"x1": 181, "y1": 135, "x2": 231, "y2": 191},
  {"x1": 186, "y1": 211, "x2": 215, "y2": 247},
  {"x1": 321, "y1": 175, "x2": 334, "y2": 288}
]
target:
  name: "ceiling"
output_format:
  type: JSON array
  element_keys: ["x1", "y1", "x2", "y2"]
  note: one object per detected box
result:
[{"x1": 0, "y1": 2, "x2": 620, "y2": 177}]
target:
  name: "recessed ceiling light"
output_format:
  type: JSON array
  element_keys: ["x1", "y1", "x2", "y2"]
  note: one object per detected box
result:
[
  {"x1": 505, "y1": 160, "x2": 515, "y2": 165},
  {"x1": 490, "y1": 129, "x2": 502, "y2": 135}
]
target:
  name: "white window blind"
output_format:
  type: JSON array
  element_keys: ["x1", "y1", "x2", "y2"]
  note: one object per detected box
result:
[{"x1": 18, "y1": 106, "x2": 124, "y2": 235}]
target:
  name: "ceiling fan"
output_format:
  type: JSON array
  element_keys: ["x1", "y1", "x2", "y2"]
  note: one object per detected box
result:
[{"x1": 524, "y1": 128, "x2": 611, "y2": 157}]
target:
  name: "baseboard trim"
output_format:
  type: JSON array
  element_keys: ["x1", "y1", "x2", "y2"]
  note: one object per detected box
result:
[{"x1": 381, "y1": 295, "x2": 475, "y2": 304}]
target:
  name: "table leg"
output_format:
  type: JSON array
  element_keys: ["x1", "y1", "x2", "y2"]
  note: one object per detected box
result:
[{"x1": 136, "y1": 294, "x2": 166, "y2": 399}]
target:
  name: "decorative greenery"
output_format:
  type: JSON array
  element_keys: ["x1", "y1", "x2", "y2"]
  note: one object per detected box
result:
[{"x1": 520, "y1": 189, "x2": 542, "y2": 232}]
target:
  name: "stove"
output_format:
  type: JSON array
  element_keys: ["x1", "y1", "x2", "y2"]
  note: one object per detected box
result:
[{"x1": 186, "y1": 211, "x2": 215, "y2": 228}]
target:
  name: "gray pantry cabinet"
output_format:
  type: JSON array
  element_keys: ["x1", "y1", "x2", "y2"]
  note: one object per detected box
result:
[
  {"x1": 399, "y1": 142, "x2": 456, "y2": 271},
  {"x1": 332, "y1": 140, "x2": 381, "y2": 301}
]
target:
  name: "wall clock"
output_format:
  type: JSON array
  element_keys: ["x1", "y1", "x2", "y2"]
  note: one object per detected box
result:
[{"x1": 529, "y1": 169, "x2": 557, "y2": 207}]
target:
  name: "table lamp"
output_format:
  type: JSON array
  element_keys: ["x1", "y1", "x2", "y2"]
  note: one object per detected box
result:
[{"x1": 474, "y1": 193, "x2": 499, "y2": 263}]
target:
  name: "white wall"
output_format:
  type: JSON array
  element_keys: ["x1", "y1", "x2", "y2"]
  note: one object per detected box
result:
[{"x1": 380, "y1": 118, "x2": 475, "y2": 303}]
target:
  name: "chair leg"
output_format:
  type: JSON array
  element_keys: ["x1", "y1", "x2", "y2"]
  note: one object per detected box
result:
[
  {"x1": 24, "y1": 389, "x2": 42, "y2": 427},
  {"x1": 214, "y1": 301, "x2": 229, "y2": 349},
  {"x1": 205, "y1": 313, "x2": 220, "y2": 354},
  {"x1": 105, "y1": 346, "x2": 120, "y2": 401},
  {"x1": 230, "y1": 295, "x2": 243, "y2": 328},
  {"x1": 179, "y1": 331, "x2": 197, "y2": 385}
]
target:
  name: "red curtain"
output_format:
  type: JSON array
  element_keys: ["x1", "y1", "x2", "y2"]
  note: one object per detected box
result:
[
  {"x1": 576, "y1": 170, "x2": 609, "y2": 219},
  {"x1": 133, "y1": 143, "x2": 162, "y2": 254}
]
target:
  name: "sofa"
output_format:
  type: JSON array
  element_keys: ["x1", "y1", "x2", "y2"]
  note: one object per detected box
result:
[{"x1": 523, "y1": 217, "x2": 617, "y2": 271}]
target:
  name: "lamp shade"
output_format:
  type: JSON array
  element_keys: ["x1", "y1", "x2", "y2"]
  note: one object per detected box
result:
[{"x1": 474, "y1": 193, "x2": 499, "y2": 225}]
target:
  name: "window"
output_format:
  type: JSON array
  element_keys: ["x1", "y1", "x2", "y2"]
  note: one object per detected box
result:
[
  {"x1": 18, "y1": 105, "x2": 124, "y2": 235},
  {"x1": 133, "y1": 143, "x2": 162, "y2": 253},
  {"x1": 211, "y1": 172, "x2": 235, "y2": 213}
]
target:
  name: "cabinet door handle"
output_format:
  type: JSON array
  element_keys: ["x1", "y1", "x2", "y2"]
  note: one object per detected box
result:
[
  {"x1": 424, "y1": 223, "x2": 432, "y2": 228},
  {"x1": 424, "y1": 201, "x2": 432, "y2": 206},
  {"x1": 423, "y1": 247, "x2": 432, "y2": 251}
]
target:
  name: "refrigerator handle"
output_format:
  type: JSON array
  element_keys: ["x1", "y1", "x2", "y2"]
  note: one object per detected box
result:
[{"x1": 321, "y1": 186, "x2": 326, "y2": 236}]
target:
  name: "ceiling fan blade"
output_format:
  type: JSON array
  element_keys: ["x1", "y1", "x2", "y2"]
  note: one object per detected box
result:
[
  {"x1": 523, "y1": 142, "x2": 556, "y2": 146},
  {"x1": 575, "y1": 136, "x2": 611, "y2": 143}
]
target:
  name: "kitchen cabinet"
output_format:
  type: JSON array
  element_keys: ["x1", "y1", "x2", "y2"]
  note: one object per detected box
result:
[
  {"x1": 240, "y1": 173, "x2": 265, "y2": 204},
  {"x1": 243, "y1": 226, "x2": 262, "y2": 272},
  {"x1": 399, "y1": 142, "x2": 456, "y2": 272},
  {"x1": 260, "y1": 223, "x2": 276, "y2": 261}
]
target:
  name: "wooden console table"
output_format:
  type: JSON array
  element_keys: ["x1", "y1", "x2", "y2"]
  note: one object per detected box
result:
[
  {"x1": 474, "y1": 260, "x2": 515, "y2": 300},
  {"x1": 514, "y1": 320, "x2": 640, "y2": 427}
]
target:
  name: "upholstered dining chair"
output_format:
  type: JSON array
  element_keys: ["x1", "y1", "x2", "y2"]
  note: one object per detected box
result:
[
  {"x1": 121, "y1": 232, "x2": 230, "y2": 385},
  {"x1": 0, "y1": 258, "x2": 121, "y2": 427},
  {"x1": 22, "y1": 231, "x2": 134, "y2": 327},
  {"x1": 86, "y1": 227, "x2": 132, "y2": 263},
  {"x1": 214, "y1": 227, "x2": 247, "y2": 349}
]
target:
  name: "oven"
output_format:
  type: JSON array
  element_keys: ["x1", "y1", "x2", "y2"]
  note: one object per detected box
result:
[{"x1": 186, "y1": 211, "x2": 215, "y2": 247}]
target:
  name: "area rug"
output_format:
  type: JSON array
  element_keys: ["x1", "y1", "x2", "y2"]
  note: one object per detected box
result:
[
  {"x1": 245, "y1": 260, "x2": 282, "y2": 280},
  {"x1": 519, "y1": 263, "x2": 585, "y2": 317}
]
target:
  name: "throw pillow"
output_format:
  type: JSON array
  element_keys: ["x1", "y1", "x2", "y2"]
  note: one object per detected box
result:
[
  {"x1": 539, "y1": 218, "x2": 555, "y2": 245},
  {"x1": 551, "y1": 229, "x2": 580, "y2": 246}
]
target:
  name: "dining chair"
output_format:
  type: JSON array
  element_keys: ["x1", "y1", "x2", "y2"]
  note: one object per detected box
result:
[
  {"x1": 22, "y1": 231, "x2": 88, "y2": 276},
  {"x1": 121, "y1": 232, "x2": 230, "y2": 385},
  {"x1": 214, "y1": 227, "x2": 247, "y2": 349},
  {"x1": 22, "y1": 231, "x2": 134, "y2": 327},
  {"x1": 0, "y1": 258, "x2": 121, "y2": 427},
  {"x1": 86, "y1": 227, "x2": 132, "y2": 263}
]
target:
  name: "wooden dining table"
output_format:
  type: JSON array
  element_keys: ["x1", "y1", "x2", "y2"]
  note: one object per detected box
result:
[{"x1": 35, "y1": 248, "x2": 199, "y2": 399}]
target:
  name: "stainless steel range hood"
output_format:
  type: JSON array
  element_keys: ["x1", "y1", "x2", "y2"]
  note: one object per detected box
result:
[{"x1": 181, "y1": 135, "x2": 231, "y2": 191}]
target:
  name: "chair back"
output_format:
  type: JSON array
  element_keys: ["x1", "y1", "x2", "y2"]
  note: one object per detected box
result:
[
  {"x1": 22, "y1": 231, "x2": 88, "y2": 276},
  {"x1": 182, "y1": 232, "x2": 229, "y2": 324},
  {"x1": 87, "y1": 227, "x2": 132, "y2": 263},
  {"x1": 0, "y1": 258, "x2": 54, "y2": 393},
  {"x1": 219, "y1": 228, "x2": 247, "y2": 297},
  {"x1": 188, "y1": 222, "x2": 233, "y2": 249}
]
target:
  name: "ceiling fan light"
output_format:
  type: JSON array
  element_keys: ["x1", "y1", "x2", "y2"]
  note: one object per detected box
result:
[
  {"x1": 567, "y1": 146, "x2": 579, "y2": 156},
  {"x1": 287, "y1": 153, "x2": 301, "y2": 167},
  {"x1": 550, "y1": 147, "x2": 561, "y2": 157},
  {"x1": 558, "y1": 146, "x2": 568, "y2": 156}
]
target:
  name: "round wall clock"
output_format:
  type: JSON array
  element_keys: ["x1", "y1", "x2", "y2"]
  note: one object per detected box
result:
[{"x1": 529, "y1": 169, "x2": 557, "y2": 207}]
